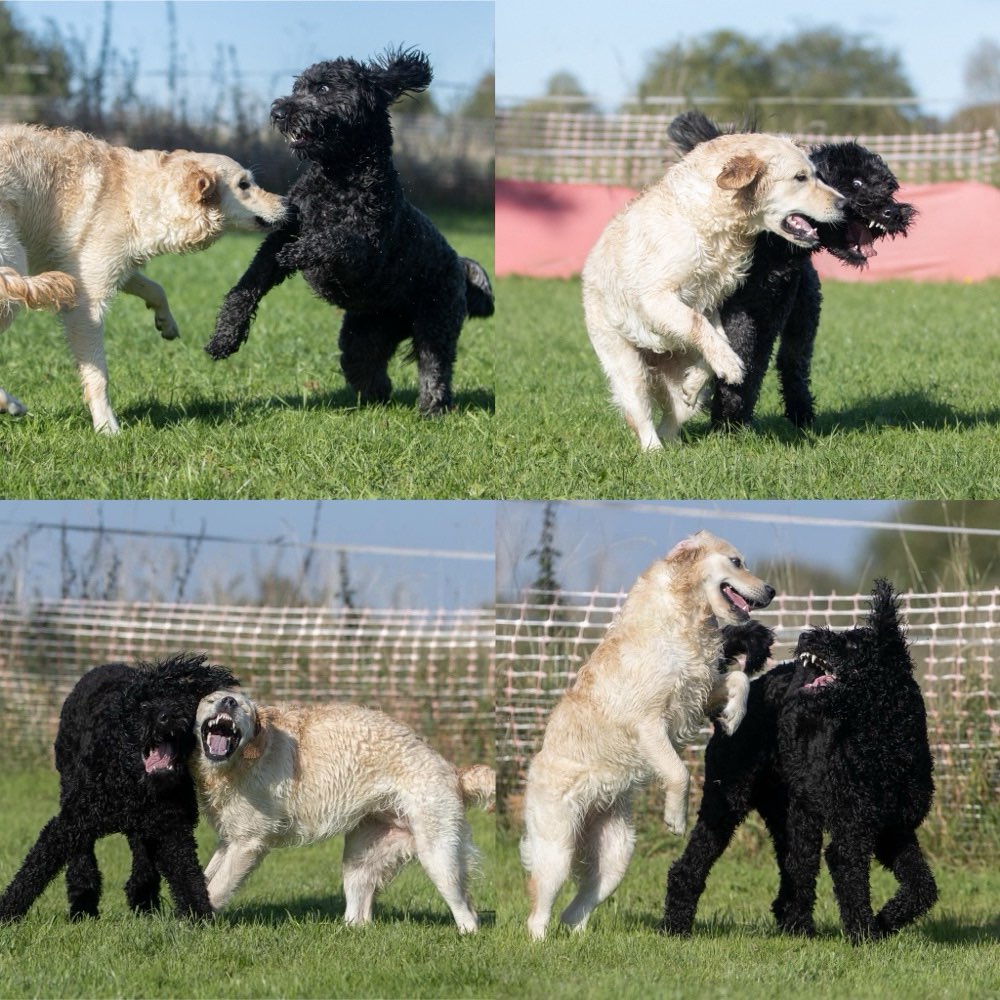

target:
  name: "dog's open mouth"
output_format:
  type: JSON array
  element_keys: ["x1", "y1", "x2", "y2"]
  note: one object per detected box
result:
[
  {"x1": 797, "y1": 651, "x2": 837, "y2": 691},
  {"x1": 844, "y1": 219, "x2": 878, "y2": 260},
  {"x1": 782, "y1": 214, "x2": 821, "y2": 246},
  {"x1": 201, "y1": 713, "x2": 242, "y2": 761},
  {"x1": 143, "y1": 742, "x2": 178, "y2": 774},
  {"x1": 721, "y1": 583, "x2": 754, "y2": 620}
]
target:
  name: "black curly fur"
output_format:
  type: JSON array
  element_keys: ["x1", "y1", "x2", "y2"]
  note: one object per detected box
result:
[
  {"x1": 662, "y1": 579, "x2": 937, "y2": 944},
  {"x1": 667, "y1": 111, "x2": 915, "y2": 429},
  {"x1": 206, "y1": 47, "x2": 494, "y2": 417},
  {"x1": 0, "y1": 653, "x2": 238, "y2": 923},
  {"x1": 720, "y1": 620, "x2": 775, "y2": 677}
]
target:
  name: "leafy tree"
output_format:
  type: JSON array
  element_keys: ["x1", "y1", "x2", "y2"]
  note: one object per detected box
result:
[
  {"x1": 460, "y1": 70, "x2": 495, "y2": 119},
  {"x1": 860, "y1": 502, "x2": 1000, "y2": 591},
  {"x1": 0, "y1": 2, "x2": 71, "y2": 105},
  {"x1": 516, "y1": 69, "x2": 598, "y2": 114},
  {"x1": 633, "y1": 26, "x2": 917, "y2": 132}
]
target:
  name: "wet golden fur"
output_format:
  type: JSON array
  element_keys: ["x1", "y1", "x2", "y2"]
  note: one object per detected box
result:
[
  {"x1": 193, "y1": 691, "x2": 494, "y2": 932},
  {"x1": 0, "y1": 124, "x2": 285, "y2": 431},
  {"x1": 520, "y1": 531, "x2": 774, "y2": 939}
]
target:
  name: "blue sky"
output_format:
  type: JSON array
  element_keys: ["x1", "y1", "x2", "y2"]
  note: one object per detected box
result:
[
  {"x1": 10, "y1": 1, "x2": 494, "y2": 112},
  {"x1": 496, "y1": 0, "x2": 998, "y2": 115},
  {"x1": 0, "y1": 501, "x2": 496, "y2": 609},
  {"x1": 497, "y1": 501, "x2": 999, "y2": 597}
]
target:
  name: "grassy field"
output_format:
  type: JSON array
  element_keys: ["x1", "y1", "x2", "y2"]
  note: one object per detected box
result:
[
  {"x1": 0, "y1": 213, "x2": 493, "y2": 499},
  {"x1": 2, "y1": 770, "x2": 997, "y2": 999},
  {"x1": 496, "y1": 276, "x2": 1000, "y2": 499}
]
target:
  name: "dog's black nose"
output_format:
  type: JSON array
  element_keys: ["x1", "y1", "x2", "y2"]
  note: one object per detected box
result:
[
  {"x1": 219, "y1": 695, "x2": 238, "y2": 712},
  {"x1": 270, "y1": 100, "x2": 288, "y2": 123},
  {"x1": 763, "y1": 585, "x2": 776, "y2": 603},
  {"x1": 833, "y1": 196, "x2": 848, "y2": 212}
]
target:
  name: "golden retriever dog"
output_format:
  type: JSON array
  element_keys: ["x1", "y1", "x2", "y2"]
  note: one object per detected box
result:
[
  {"x1": 193, "y1": 691, "x2": 495, "y2": 933},
  {"x1": 582, "y1": 133, "x2": 845, "y2": 450},
  {"x1": 520, "y1": 531, "x2": 775, "y2": 940},
  {"x1": 0, "y1": 124, "x2": 286, "y2": 432}
]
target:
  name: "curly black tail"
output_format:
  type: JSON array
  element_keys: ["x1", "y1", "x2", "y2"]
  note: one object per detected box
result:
[{"x1": 462, "y1": 257, "x2": 495, "y2": 318}]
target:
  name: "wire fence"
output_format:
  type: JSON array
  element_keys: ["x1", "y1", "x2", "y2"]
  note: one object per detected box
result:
[
  {"x1": 497, "y1": 109, "x2": 1000, "y2": 187},
  {"x1": 497, "y1": 587, "x2": 1000, "y2": 861},
  {"x1": 0, "y1": 599, "x2": 496, "y2": 768}
]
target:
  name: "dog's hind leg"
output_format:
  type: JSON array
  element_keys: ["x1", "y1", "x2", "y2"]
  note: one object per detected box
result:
[
  {"x1": 122, "y1": 273, "x2": 179, "y2": 341},
  {"x1": 65, "y1": 839, "x2": 103, "y2": 919},
  {"x1": 776, "y1": 263, "x2": 820, "y2": 428},
  {"x1": 410, "y1": 811, "x2": 479, "y2": 933},
  {"x1": 125, "y1": 833, "x2": 162, "y2": 914},
  {"x1": 411, "y1": 312, "x2": 460, "y2": 416},
  {"x1": 341, "y1": 817, "x2": 416, "y2": 926},
  {"x1": 0, "y1": 814, "x2": 74, "y2": 921},
  {"x1": 873, "y1": 828, "x2": 937, "y2": 936},
  {"x1": 560, "y1": 798, "x2": 635, "y2": 933},
  {"x1": 521, "y1": 789, "x2": 577, "y2": 939}
]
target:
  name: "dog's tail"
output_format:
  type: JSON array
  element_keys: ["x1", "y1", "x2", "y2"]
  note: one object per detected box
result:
[
  {"x1": 458, "y1": 764, "x2": 496, "y2": 811},
  {"x1": 0, "y1": 267, "x2": 76, "y2": 310},
  {"x1": 462, "y1": 257, "x2": 495, "y2": 318}
]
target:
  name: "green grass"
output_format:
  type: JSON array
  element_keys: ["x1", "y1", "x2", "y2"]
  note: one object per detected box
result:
[
  {"x1": 0, "y1": 214, "x2": 494, "y2": 499},
  {"x1": 2, "y1": 770, "x2": 997, "y2": 999},
  {"x1": 496, "y1": 276, "x2": 1000, "y2": 498}
]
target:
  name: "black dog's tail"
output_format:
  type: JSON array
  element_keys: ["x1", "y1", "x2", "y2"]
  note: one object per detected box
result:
[{"x1": 463, "y1": 257, "x2": 495, "y2": 318}]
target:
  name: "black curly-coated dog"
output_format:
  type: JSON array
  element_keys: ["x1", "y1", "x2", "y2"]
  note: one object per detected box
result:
[
  {"x1": 662, "y1": 579, "x2": 937, "y2": 944},
  {"x1": 0, "y1": 654, "x2": 238, "y2": 922},
  {"x1": 206, "y1": 47, "x2": 494, "y2": 416},
  {"x1": 668, "y1": 112, "x2": 915, "y2": 429}
]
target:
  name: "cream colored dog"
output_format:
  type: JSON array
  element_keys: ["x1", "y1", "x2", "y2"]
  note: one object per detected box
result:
[
  {"x1": 193, "y1": 691, "x2": 495, "y2": 933},
  {"x1": 583, "y1": 132, "x2": 845, "y2": 450},
  {"x1": 0, "y1": 124, "x2": 286, "y2": 432},
  {"x1": 521, "y1": 531, "x2": 775, "y2": 939}
]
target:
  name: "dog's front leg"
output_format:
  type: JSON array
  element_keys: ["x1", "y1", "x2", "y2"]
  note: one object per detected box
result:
[
  {"x1": 635, "y1": 719, "x2": 690, "y2": 835},
  {"x1": 706, "y1": 669, "x2": 750, "y2": 735},
  {"x1": 639, "y1": 295, "x2": 745, "y2": 386},
  {"x1": 205, "y1": 225, "x2": 299, "y2": 360},
  {"x1": 204, "y1": 839, "x2": 267, "y2": 910},
  {"x1": 122, "y1": 273, "x2": 179, "y2": 340},
  {"x1": 60, "y1": 299, "x2": 119, "y2": 433}
]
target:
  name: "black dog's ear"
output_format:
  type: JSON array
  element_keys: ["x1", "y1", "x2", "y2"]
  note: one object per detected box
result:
[
  {"x1": 370, "y1": 46, "x2": 433, "y2": 102},
  {"x1": 869, "y1": 578, "x2": 912, "y2": 670}
]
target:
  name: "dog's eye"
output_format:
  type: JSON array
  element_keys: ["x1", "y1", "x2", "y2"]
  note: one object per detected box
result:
[
  {"x1": 316, "y1": 83, "x2": 330, "y2": 94},
  {"x1": 238, "y1": 178, "x2": 251, "y2": 191},
  {"x1": 729, "y1": 556, "x2": 743, "y2": 569},
  {"x1": 852, "y1": 178, "x2": 864, "y2": 188},
  {"x1": 795, "y1": 171, "x2": 808, "y2": 182}
]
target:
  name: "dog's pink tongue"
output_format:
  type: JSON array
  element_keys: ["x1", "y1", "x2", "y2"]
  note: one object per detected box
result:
[
  {"x1": 723, "y1": 584, "x2": 750, "y2": 613},
  {"x1": 208, "y1": 733, "x2": 230, "y2": 756},
  {"x1": 144, "y1": 743, "x2": 174, "y2": 773},
  {"x1": 847, "y1": 221, "x2": 877, "y2": 258}
]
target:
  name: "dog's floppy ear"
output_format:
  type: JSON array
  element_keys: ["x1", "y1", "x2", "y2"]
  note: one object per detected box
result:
[
  {"x1": 716, "y1": 154, "x2": 766, "y2": 193},
  {"x1": 240, "y1": 705, "x2": 268, "y2": 761},
  {"x1": 370, "y1": 46, "x2": 433, "y2": 102},
  {"x1": 185, "y1": 166, "x2": 219, "y2": 206},
  {"x1": 666, "y1": 532, "x2": 705, "y2": 564}
]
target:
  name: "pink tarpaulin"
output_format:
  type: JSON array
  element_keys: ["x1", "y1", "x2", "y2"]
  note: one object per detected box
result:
[{"x1": 496, "y1": 179, "x2": 1000, "y2": 283}]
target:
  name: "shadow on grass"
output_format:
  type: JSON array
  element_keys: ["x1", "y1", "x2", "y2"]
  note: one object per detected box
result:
[
  {"x1": 120, "y1": 384, "x2": 495, "y2": 429},
  {"x1": 218, "y1": 892, "x2": 495, "y2": 930},
  {"x1": 689, "y1": 391, "x2": 1000, "y2": 445}
]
